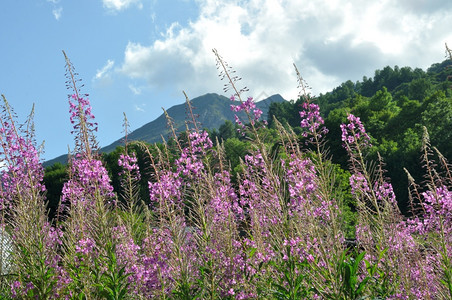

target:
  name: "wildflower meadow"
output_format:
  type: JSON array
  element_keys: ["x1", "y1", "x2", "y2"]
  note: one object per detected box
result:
[{"x1": 0, "y1": 48, "x2": 450, "y2": 299}]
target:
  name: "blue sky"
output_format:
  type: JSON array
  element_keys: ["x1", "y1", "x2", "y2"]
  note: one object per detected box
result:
[{"x1": 1, "y1": 0, "x2": 452, "y2": 161}]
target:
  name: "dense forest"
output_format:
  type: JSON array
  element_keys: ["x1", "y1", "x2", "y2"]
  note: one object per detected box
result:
[{"x1": 44, "y1": 59, "x2": 452, "y2": 219}]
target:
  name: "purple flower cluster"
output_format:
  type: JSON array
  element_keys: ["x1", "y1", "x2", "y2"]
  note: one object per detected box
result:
[
  {"x1": 340, "y1": 114, "x2": 371, "y2": 149},
  {"x1": 68, "y1": 94, "x2": 98, "y2": 133},
  {"x1": 230, "y1": 96, "x2": 265, "y2": 130},
  {"x1": 174, "y1": 130, "x2": 213, "y2": 179},
  {"x1": 67, "y1": 93, "x2": 99, "y2": 157},
  {"x1": 42, "y1": 223, "x2": 63, "y2": 268},
  {"x1": 0, "y1": 99, "x2": 66, "y2": 299},
  {"x1": 299, "y1": 102, "x2": 328, "y2": 140},
  {"x1": 75, "y1": 237, "x2": 95, "y2": 256},
  {"x1": 188, "y1": 130, "x2": 213, "y2": 154},
  {"x1": 283, "y1": 154, "x2": 342, "y2": 276},
  {"x1": 118, "y1": 153, "x2": 139, "y2": 172},
  {"x1": 230, "y1": 96, "x2": 255, "y2": 114},
  {"x1": 340, "y1": 111, "x2": 447, "y2": 298},
  {"x1": 209, "y1": 170, "x2": 241, "y2": 223},
  {"x1": 0, "y1": 119, "x2": 46, "y2": 210},
  {"x1": 408, "y1": 186, "x2": 452, "y2": 246},
  {"x1": 374, "y1": 181, "x2": 397, "y2": 205},
  {"x1": 118, "y1": 153, "x2": 141, "y2": 180},
  {"x1": 111, "y1": 225, "x2": 167, "y2": 296},
  {"x1": 350, "y1": 172, "x2": 399, "y2": 213},
  {"x1": 175, "y1": 152, "x2": 204, "y2": 178},
  {"x1": 422, "y1": 186, "x2": 452, "y2": 232},
  {"x1": 239, "y1": 151, "x2": 282, "y2": 230},
  {"x1": 61, "y1": 157, "x2": 114, "y2": 205},
  {"x1": 349, "y1": 173, "x2": 371, "y2": 196},
  {"x1": 148, "y1": 170, "x2": 183, "y2": 205},
  {"x1": 285, "y1": 157, "x2": 317, "y2": 214},
  {"x1": 10, "y1": 281, "x2": 34, "y2": 298}
]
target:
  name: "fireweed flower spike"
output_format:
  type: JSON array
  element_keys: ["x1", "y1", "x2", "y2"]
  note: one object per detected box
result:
[
  {"x1": 61, "y1": 55, "x2": 114, "y2": 210},
  {"x1": 230, "y1": 96, "x2": 264, "y2": 126},
  {"x1": 63, "y1": 51, "x2": 98, "y2": 159},
  {"x1": 113, "y1": 120, "x2": 151, "y2": 296},
  {"x1": 118, "y1": 153, "x2": 140, "y2": 178},
  {"x1": 341, "y1": 113, "x2": 387, "y2": 223},
  {"x1": 290, "y1": 65, "x2": 350, "y2": 297},
  {"x1": 404, "y1": 137, "x2": 452, "y2": 297},
  {"x1": 0, "y1": 96, "x2": 62, "y2": 298},
  {"x1": 299, "y1": 102, "x2": 328, "y2": 140},
  {"x1": 213, "y1": 49, "x2": 265, "y2": 142},
  {"x1": 295, "y1": 64, "x2": 328, "y2": 145},
  {"x1": 60, "y1": 52, "x2": 118, "y2": 298},
  {"x1": 340, "y1": 114, "x2": 371, "y2": 151},
  {"x1": 146, "y1": 134, "x2": 202, "y2": 297}
]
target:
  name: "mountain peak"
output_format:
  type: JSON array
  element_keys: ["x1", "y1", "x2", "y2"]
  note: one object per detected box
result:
[{"x1": 43, "y1": 93, "x2": 285, "y2": 166}]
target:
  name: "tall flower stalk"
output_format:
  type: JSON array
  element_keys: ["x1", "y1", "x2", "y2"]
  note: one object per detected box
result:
[
  {"x1": 404, "y1": 128, "x2": 452, "y2": 298},
  {"x1": 341, "y1": 114, "x2": 438, "y2": 298},
  {"x1": 59, "y1": 52, "x2": 118, "y2": 298},
  {"x1": 0, "y1": 95, "x2": 61, "y2": 298}
]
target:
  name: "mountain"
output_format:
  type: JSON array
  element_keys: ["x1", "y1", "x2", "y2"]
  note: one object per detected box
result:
[{"x1": 43, "y1": 93, "x2": 286, "y2": 166}]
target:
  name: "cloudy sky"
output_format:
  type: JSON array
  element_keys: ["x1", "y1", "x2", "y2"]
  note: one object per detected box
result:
[{"x1": 1, "y1": 0, "x2": 451, "y2": 161}]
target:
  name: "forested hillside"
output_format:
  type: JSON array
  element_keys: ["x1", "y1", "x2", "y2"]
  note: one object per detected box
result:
[
  {"x1": 267, "y1": 59, "x2": 452, "y2": 213},
  {"x1": 44, "y1": 59, "x2": 452, "y2": 218}
]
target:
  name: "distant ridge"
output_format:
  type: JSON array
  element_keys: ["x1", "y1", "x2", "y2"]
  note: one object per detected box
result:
[{"x1": 44, "y1": 93, "x2": 285, "y2": 166}]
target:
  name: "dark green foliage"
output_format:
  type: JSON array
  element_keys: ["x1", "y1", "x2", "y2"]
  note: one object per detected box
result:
[
  {"x1": 360, "y1": 66, "x2": 425, "y2": 97},
  {"x1": 223, "y1": 138, "x2": 250, "y2": 174},
  {"x1": 267, "y1": 98, "x2": 302, "y2": 128},
  {"x1": 421, "y1": 92, "x2": 452, "y2": 156},
  {"x1": 43, "y1": 162, "x2": 68, "y2": 220},
  {"x1": 218, "y1": 119, "x2": 237, "y2": 140},
  {"x1": 15, "y1": 241, "x2": 57, "y2": 299},
  {"x1": 64, "y1": 242, "x2": 131, "y2": 300},
  {"x1": 269, "y1": 247, "x2": 312, "y2": 299},
  {"x1": 208, "y1": 119, "x2": 240, "y2": 142},
  {"x1": 93, "y1": 243, "x2": 131, "y2": 300},
  {"x1": 363, "y1": 247, "x2": 397, "y2": 298},
  {"x1": 337, "y1": 251, "x2": 369, "y2": 300}
]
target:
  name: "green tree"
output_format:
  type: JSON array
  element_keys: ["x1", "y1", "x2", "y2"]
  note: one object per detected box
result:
[
  {"x1": 421, "y1": 92, "x2": 452, "y2": 158},
  {"x1": 369, "y1": 87, "x2": 393, "y2": 111},
  {"x1": 387, "y1": 97, "x2": 421, "y2": 139},
  {"x1": 218, "y1": 120, "x2": 236, "y2": 140},
  {"x1": 43, "y1": 162, "x2": 68, "y2": 220},
  {"x1": 223, "y1": 138, "x2": 250, "y2": 176},
  {"x1": 409, "y1": 78, "x2": 433, "y2": 101},
  {"x1": 267, "y1": 99, "x2": 301, "y2": 128}
]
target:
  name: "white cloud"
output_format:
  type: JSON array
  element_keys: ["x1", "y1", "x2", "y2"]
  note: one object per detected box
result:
[
  {"x1": 134, "y1": 104, "x2": 146, "y2": 112},
  {"x1": 118, "y1": 0, "x2": 452, "y2": 99},
  {"x1": 95, "y1": 60, "x2": 115, "y2": 80},
  {"x1": 103, "y1": 0, "x2": 143, "y2": 11},
  {"x1": 128, "y1": 84, "x2": 142, "y2": 95},
  {"x1": 52, "y1": 7, "x2": 63, "y2": 20},
  {"x1": 47, "y1": 0, "x2": 62, "y2": 20}
]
